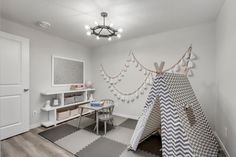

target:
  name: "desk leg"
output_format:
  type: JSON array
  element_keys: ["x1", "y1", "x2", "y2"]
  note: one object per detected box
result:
[
  {"x1": 78, "y1": 108, "x2": 84, "y2": 129},
  {"x1": 96, "y1": 111, "x2": 99, "y2": 135}
]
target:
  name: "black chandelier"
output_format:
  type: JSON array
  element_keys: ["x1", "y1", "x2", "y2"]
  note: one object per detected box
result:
[{"x1": 85, "y1": 12, "x2": 123, "y2": 41}]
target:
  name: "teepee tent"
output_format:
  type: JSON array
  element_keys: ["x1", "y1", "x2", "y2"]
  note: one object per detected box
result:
[{"x1": 130, "y1": 73, "x2": 219, "y2": 157}]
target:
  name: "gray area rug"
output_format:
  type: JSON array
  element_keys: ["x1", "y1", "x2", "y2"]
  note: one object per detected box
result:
[
  {"x1": 120, "y1": 119, "x2": 138, "y2": 130},
  {"x1": 39, "y1": 124, "x2": 77, "y2": 142},
  {"x1": 39, "y1": 117, "x2": 161, "y2": 157},
  {"x1": 38, "y1": 116, "x2": 227, "y2": 157},
  {"x1": 76, "y1": 137, "x2": 127, "y2": 157}
]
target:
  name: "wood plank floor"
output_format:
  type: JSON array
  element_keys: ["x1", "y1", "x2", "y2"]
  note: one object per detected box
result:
[{"x1": 1, "y1": 127, "x2": 75, "y2": 157}]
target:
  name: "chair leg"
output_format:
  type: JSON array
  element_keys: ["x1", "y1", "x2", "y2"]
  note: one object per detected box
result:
[{"x1": 104, "y1": 121, "x2": 107, "y2": 135}]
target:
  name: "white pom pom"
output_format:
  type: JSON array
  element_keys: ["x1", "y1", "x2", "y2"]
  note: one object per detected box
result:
[
  {"x1": 140, "y1": 88, "x2": 145, "y2": 95},
  {"x1": 174, "y1": 64, "x2": 180, "y2": 72},
  {"x1": 117, "y1": 94, "x2": 121, "y2": 100},
  {"x1": 144, "y1": 70, "x2": 148, "y2": 76},
  {"x1": 126, "y1": 97, "x2": 130, "y2": 103},
  {"x1": 106, "y1": 78, "x2": 110, "y2": 83},
  {"x1": 139, "y1": 66, "x2": 143, "y2": 71},
  {"x1": 131, "y1": 96, "x2": 135, "y2": 102},
  {"x1": 125, "y1": 63, "x2": 129, "y2": 68},
  {"x1": 144, "y1": 84, "x2": 148, "y2": 90},
  {"x1": 187, "y1": 60, "x2": 194, "y2": 68},
  {"x1": 190, "y1": 53, "x2": 197, "y2": 60},
  {"x1": 121, "y1": 96, "x2": 126, "y2": 102},
  {"x1": 100, "y1": 71, "x2": 105, "y2": 76},
  {"x1": 109, "y1": 79, "x2": 113, "y2": 85},
  {"x1": 147, "y1": 77, "x2": 153, "y2": 85},
  {"x1": 123, "y1": 67, "x2": 127, "y2": 72},
  {"x1": 110, "y1": 87, "x2": 114, "y2": 92},
  {"x1": 180, "y1": 59, "x2": 186, "y2": 66},
  {"x1": 187, "y1": 69, "x2": 193, "y2": 77},
  {"x1": 135, "y1": 92, "x2": 139, "y2": 99}
]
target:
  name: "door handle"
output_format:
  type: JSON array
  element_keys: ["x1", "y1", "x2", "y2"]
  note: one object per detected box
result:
[{"x1": 24, "y1": 89, "x2": 29, "y2": 92}]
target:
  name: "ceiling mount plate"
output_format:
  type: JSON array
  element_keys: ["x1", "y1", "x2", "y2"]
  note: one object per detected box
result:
[{"x1": 101, "y1": 12, "x2": 108, "y2": 17}]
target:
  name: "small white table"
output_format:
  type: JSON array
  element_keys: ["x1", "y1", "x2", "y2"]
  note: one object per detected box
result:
[{"x1": 78, "y1": 103, "x2": 114, "y2": 135}]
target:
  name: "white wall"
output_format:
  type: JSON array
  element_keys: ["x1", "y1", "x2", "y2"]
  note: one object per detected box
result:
[
  {"x1": 1, "y1": 18, "x2": 92, "y2": 126},
  {"x1": 92, "y1": 23, "x2": 217, "y2": 128},
  {"x1": 0, "y1": 0, "x2": 2, "y2": 29},
  {"x1": 216, "y1": 0, "x2": 236, "y2": 156}
]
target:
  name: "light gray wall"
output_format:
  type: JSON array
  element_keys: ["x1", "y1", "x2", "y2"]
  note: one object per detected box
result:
[
  {"x1": 91, "y1": 23, "x2": 217, "y2": 129},
  {"x1": 1, "y1": 18, "x2": 92, "y2": 126},
  {"x1": 216, "y1": 0, "x2": 236, "y2": 156},
  {"x1": 0, "y1": 0, "x2": 2, "y2": 29}
]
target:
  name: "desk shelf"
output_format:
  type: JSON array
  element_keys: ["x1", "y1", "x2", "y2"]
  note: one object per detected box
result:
[{"x1": 40, "y1": 88, "x2": 95, "y2": 127}]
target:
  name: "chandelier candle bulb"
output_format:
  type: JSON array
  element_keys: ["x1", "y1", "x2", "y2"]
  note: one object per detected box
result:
[
  {"x1": 84, "y1": 25, "x2": 90, "y2": 30},
  {"x1": 118, "y1": 28, "x2": 123, "y2": 33},
  {"x1": 86, "y1": 31, "x2": 91, "y2": 36},
  {"x1": 96, "y1": 36, "x2": 100, "y2": 40},
  {"x1": 94, "y1": 21, "x2": 98, "y2": 26}
]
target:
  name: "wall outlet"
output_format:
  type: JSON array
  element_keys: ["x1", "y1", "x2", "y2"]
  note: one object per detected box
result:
[
  {"x1": 32, "y1": 110, "x2": 38, "y2": 117},
  {"x1": 224, "y1": 127, "x2": 228, "y2": 137}
]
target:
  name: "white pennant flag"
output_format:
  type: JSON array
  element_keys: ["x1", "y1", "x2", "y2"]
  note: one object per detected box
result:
[
  {"x1": 180, "y1": 59, "x2": 186, "y2": 66},
  {"x1": 190, "y1": 52, "x2": 197, "y2": 60},
  {"x1": 174, "y1": 64, "x2": 180, "y2": 72},
  {"x1": 188, "y1": 69, "x2": 193, "y2": 77},
  {"x1": 135, "y1": 92, "x2": 139, "y2": 99},
  {"x1": 184, "y1": 52, "x2": 190, "y2": 59},
  {"x1": 188, "y1": 60, "x2": 194, "y2": 68}
]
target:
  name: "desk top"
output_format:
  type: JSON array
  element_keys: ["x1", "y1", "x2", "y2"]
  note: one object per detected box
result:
[{"x1": 79, "y1": 103, "x2": 114, "y2": 111}]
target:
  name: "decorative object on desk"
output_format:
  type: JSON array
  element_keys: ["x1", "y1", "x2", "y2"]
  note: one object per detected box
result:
[
  {"x1": 88, "y1": 94, "x2": 94, "y2": 101},
  {"x1": 90, "y1": 101, "x2": 104, "y2": 107},
  {"x1": 44, "y1": 100, "x2": 51, "y2": 109},
  {"x1": 52, "y1": 99, "x2": 59, "y2": 106},
  {"x1": 100, "y1": 45, "x2": 197, "y2": 102},
  {"x1": 70, "y1": 84, "x2": 84, "y2": 90},
  {"x1": 85, "y1": 81, "x2": 93, "y2": 88}
]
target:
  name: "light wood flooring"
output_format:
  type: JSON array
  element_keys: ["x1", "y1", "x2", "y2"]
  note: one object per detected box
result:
[{"x1": 1, "y1": 127, "x2": 75, "y2": 157}]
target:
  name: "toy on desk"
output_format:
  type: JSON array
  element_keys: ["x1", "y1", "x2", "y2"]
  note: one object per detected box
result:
[{"x1": 90, "y1": 100, "x2": 104, "y2": 107}]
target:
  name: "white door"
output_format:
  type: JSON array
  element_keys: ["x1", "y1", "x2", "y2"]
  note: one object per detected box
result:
[{"x1": 0, "y1": 31, "x2": 29, "y2": 140}]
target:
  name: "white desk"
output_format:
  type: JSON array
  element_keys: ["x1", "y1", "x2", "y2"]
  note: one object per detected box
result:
[{"x1": 78, "y1": 103, "x2": 114, "y2": 135}]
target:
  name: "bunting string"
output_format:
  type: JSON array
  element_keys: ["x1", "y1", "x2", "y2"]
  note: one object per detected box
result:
[{"x1": 100, "y1": 45, "x2": 197, "y2": 103}]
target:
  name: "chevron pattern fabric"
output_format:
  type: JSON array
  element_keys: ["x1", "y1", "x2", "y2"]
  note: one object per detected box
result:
[
  {"x1": 130, "y1": 73, "x2": 219, "y2": 157},
  {"x1": 157, "y1": 74, "x2": 194, "y2": 157},
  {"x1": 163, "y1": 73, "x2": 219, "y2": 156}
]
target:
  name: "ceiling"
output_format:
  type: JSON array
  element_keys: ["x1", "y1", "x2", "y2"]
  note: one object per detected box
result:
[{"x1": 1, "y1": 0, "x2": 225, "y2": 48}]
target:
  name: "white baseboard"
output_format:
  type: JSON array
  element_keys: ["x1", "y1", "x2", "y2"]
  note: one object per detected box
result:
[
  {"x1": 113, "y1": 112, "x2": 139, "y2": 120},
  {"x1": 30, "y1": 122, "x2": 41, "y2": 129},
  {"x1": 214, "y1": 132, "x2": 230, "y2": 157}
]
